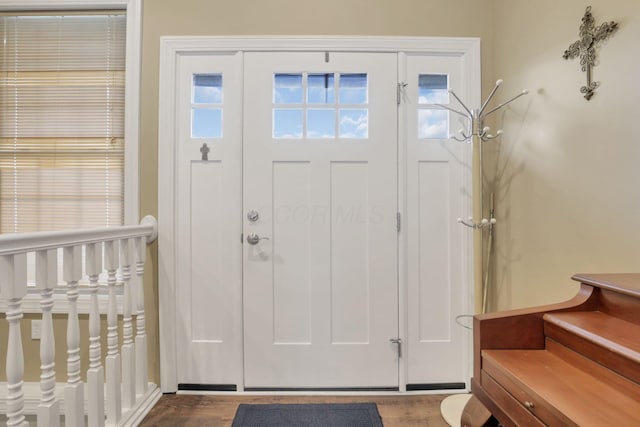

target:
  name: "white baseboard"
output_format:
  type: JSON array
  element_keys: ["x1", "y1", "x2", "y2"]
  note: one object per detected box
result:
[{"x1": 119, "y1": 385, "x2": 162, "y2": 427}]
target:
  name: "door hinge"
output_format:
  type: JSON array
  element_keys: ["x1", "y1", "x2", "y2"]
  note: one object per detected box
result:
[
  {"x1": 390, "y1": 338, "x2": 402, "y2": 358},
  {"x1": 241, "y1": 233, "x2": 243, "y2": 243},
  {"x1": 397, "y1": 82, "x2": 408, "y2": 105},
  {"x1": 397, "y1": 212, "x2": 401, "y2": 232}
]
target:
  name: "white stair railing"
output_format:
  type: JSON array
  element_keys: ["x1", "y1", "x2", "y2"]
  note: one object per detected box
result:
[{"x1": 0, "y1": 216, "x2": 160, "y2": 427}]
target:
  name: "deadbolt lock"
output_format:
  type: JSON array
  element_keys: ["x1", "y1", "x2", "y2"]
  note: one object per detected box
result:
[{"x1": 247, "y1": 210, "x2": 260, "y2": 222}]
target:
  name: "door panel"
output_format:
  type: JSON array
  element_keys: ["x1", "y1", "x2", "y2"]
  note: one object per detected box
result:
[
  {"x1": 242, "y1": 52, "x2": 399, "y2": 388},
  {"x1": 404, "y1": 54, "x2": 472, "y2": 386},
  {"x1": 175, "y1": 53, "x2": 243, "y2": 386}
]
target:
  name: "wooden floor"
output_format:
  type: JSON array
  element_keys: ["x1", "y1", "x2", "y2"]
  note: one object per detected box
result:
[{"x1": 140, "y1": 393, "x2": 454, "y2": 426}]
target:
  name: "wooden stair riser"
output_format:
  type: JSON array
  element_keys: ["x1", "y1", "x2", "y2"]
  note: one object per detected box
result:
[
  {"x1": 598, "y1": 288, "x2": 640, "y2": 325},
  {"x1": 544, "y1": 339, "x2": 640, "y2": 396},
  {"x1": 544, "y1": 315, "x2": 640, "y2": 384}
]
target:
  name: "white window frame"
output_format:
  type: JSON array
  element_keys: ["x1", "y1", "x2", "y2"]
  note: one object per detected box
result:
[{"x1": 0, "y1": 0, "x2": 142, "y2": 314}]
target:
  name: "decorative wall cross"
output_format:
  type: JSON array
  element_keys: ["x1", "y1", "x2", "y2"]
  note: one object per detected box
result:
[{"x1": 563, "y1": 6, "x2": 618, "y2": 100}]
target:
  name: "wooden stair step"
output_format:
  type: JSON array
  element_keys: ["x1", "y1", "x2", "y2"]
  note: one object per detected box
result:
[
  {"x1": 544, "y1": 310, "x2": 640, "y2": 383},
  {"x1": 482, "y1": 348, "x2": 640, "y2": 427}
]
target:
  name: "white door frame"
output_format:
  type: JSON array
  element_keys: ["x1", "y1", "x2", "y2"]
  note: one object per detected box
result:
[{"x1": 158, "y1": 36, "x2": 479, "y2": 393}]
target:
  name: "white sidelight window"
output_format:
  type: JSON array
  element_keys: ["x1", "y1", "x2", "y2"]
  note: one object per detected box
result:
[{"x1": 417, "y1": 74, "x2": 449, "y2": 139}]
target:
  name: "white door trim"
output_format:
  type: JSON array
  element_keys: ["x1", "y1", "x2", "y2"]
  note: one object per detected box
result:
[{"x1": 158, "y1": 36, "x2": 479, "y2": 393}]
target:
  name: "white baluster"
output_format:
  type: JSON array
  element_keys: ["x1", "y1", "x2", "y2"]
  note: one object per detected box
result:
[
  {"x1": 134, "y1": 236, "x2": 148, "y2": 396},
  {"x1": 104, "y1": 240, "x2": 121, "y2": 424},
  {"x1": 120, "y1": 238, "x2": 136, "y2": 409},
  {"x1": 86, "y1": 243, "x2": 105, "y2": 427},
  {"x1": 63, "y1": 246, "x2": 84, "y2": 427},
  {"x1": 35, "y1": 249, "x2": 60, "y2": 427},
  {"x1": 1, "y1": 254, "x2": 29, "y2": 427}
]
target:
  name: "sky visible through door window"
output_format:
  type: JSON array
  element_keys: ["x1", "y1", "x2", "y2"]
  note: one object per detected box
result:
[
  {"x1": 192, "y1": 74, "x2": 223, "y2": 138},
  {"x1": 273, "y1": 73, "x2": 368, "y2": 139},
  {"x1": 418, "y1": 74, "x2": 449, "y2": 139}
]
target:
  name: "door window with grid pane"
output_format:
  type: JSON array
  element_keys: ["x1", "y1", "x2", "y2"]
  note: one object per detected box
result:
[
  {"x1": 273, "y1": 72, "x2": 369, "y2": 139},
  {"x1": 0, "y1": 13, "x2": 126, "y2": 233}
]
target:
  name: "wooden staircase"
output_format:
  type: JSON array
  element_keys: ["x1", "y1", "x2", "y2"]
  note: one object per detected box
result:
[{"x1": 466, "y1": 274, "x2": 640, "y2": 427}]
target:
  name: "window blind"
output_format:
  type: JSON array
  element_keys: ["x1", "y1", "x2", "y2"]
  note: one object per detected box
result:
[{"x1": 0, "y1": 13, "x2": 126, "y2": 233}]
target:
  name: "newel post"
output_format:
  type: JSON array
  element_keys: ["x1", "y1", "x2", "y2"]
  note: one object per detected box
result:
[
  {"x1": 120, "y1": 238, "x2": 136, "y2": 409},
  {"x1": 134, "y1": 235, "x2": 148, "y2": 396}
]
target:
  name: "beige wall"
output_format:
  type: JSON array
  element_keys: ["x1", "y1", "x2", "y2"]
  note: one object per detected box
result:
[{"x1": 487, "y1": 0, "x2": 640, "y2": 310}]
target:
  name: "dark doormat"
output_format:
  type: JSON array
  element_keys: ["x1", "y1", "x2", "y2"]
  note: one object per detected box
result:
[{"x1": 231, "y1": 402, "x2": 384, "y2": 427}]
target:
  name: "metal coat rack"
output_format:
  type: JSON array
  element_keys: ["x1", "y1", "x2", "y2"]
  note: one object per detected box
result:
[
  {"x1": 437, "y1": 79, "x2": 528, "y2": 313},
  {"x1": 437, "y1": 79, "x2": 528, "y2": 229}
]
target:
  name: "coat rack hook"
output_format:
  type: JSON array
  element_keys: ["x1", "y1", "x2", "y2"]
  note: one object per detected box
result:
[{"x1": 437, "y1": 79, "x2": 528, "y2": 143}]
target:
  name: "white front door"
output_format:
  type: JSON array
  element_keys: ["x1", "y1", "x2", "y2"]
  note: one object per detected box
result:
[{"x1": 242, "y1": 52, "x2": 399, "y2": 388}]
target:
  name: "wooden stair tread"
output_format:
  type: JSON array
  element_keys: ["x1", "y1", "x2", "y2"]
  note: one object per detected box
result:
[
  {"x1": 544, "y1": 311, "x2": 640, "y2": 363},
  {"x1": 572, "y1": 273, "x2": 640, "y2": 299},
  {"x1": 482, "y1": 349, "x2": 640, "y2": 426}
]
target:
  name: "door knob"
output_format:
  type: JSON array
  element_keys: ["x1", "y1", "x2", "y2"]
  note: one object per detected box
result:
[{"x1": 246, "y1": 233, "x2": 269, "y2": 245}]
